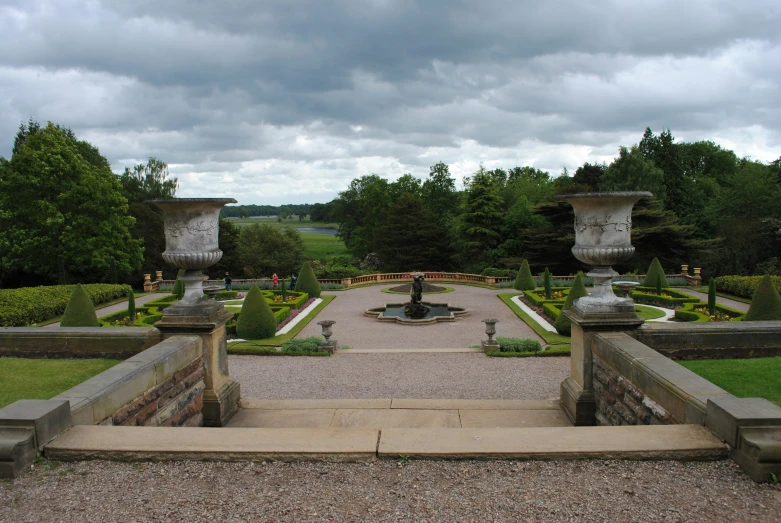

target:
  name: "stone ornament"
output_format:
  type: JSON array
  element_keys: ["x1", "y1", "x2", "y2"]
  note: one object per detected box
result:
[{"x1": 555, "y1": 191, "x2": 651, "y2": 313}]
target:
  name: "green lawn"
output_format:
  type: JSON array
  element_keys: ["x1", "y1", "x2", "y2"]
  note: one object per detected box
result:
[
  {"x1": 497, "y1": 293, "x2": 571, "y2": 346},
  {"x1": 298, "y1": 232, "x2": 349, "y2": 261},
  {"x1": 680, "y1": 357, "x2": 781, "y2": 407},
  {"x1": 226, "y1": 217, "x2": 339, "y2": 229},
  {"x1": 0, "y1": 358, "x2": 120, "y2": 408},
  {"x1": 635, "y1": 305, "x2": 666, "y2": 321}
]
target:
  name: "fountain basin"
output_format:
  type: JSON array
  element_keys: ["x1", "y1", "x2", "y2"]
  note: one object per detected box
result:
[{"x1": 365, "y1": 302, "x2": 469, "y2": 325}]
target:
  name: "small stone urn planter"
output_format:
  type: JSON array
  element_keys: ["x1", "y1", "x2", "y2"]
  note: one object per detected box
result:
[
  {"x1": 147, "y1": 198, "x2": 236, "y2": 310},
  {"x1": 317, "y1": 320, "x2": 337, "y2": 353},
  {"x1": 481, "y1": 318, "x2": 499, "y2": 352},
  {"x1": 555, "y1": 191, "x2": 651, "y2": 314}
]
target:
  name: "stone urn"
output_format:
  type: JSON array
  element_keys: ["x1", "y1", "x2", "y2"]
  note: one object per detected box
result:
[
  {"x1": 147, "y1": 198, "x2": 237, "y2": 308},
  {"x1": 555, "y1": 192, "x2": 651, "y2": 313},
  {"x1": 318, "y1": 320, "x2": 336, "y2": 343},
  {"x1": 482, "y1": 318, "x2": 498, "y2": 344}
]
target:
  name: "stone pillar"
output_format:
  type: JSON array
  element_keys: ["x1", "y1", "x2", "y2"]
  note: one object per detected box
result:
[
  {"x1": 693, "y1": 267, "x2": 702, "y2": 286},
  {"x1": 681, "y1": 264, "x2": 689, "y2": 274},
  {"x1": 154, "y1": 302, "x2": 240, "y2": 427},
  {"x1": 143, "y1": 274, "x2": 152, "y2": 293},
  {"x1": 561, "y1": 306, "x2": 644, "y2": 426},
  {"x1": 342, "y1": 277, "x2": 352, "y2": 287},
  {"x1": 155, "y1": 270, "x2": 163, "y2": 282}
]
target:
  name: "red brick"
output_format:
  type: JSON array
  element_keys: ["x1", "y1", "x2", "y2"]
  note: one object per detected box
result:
[{"x1": 112, "y1": 396, "x2": 148, "y2": 426}]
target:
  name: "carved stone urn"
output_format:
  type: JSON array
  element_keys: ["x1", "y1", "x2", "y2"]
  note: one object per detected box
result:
[
  {"x1": 555, "y1": 192, "x2": 651, "y2": 313},
  {"x1": 147, "y1": 198, "x2": 237, "y2": 310}
]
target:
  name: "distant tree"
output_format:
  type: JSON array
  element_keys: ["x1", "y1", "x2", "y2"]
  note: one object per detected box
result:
[
  {"x1": 572, "y1": 162, "x2": 606, "y2": 191},
  {"x1": 600, "y1": 145, "x2": 667, "y2": 202},
  {"x1": 332, "y1": 175, "x2": 392, "y2": 258},
  {"x1": 389, "y1": 173, "x2": 423, "y2": 200},
  {"x1": 210, "y1": 218, "x2": 243, "y2": 278},
  {"x1": 0, "y1": 123, "x2": 142, "y2": 286},
  {"x1": 421, "y1": 162, "x2": 458, "y2": 223},
  {"x1": 453, "y1": 168, "x2": 504, "y2": 269},
  {"x1": 238, "y1": 224, "x2": 305, "y2": 277}
]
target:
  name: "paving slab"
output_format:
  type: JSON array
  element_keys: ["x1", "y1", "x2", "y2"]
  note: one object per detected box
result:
[
  {"x1": 459, "y1": 409, "x2": 571, "y2": 428},
  {"x1": 390, "y1": 398, "x2": 560, "y2": 410},
  {"x1": 45, "y1": 425, "x2": 379, "y2": 462},
  {"x1": 330, "y1": 409, "x2": 461, "y2": 429},
  {"x1": 227, "y1": 409, "x2": 336, "y2": 428},
  {"x1": 378, "y1": 425, "x2": 728, "y2": 460},
  {"x1": 240, "y1": 398, "x2": 392, "y2": 410}
]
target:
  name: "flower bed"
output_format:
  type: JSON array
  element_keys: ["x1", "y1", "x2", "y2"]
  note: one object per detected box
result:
[{"x1": 674, "y1": 302, "x2": 746, "y2": 322}]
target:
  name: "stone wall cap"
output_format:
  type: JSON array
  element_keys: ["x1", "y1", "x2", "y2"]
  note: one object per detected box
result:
[{"x1": 554, "y1": 191, "x2": 653, "y2": 200}]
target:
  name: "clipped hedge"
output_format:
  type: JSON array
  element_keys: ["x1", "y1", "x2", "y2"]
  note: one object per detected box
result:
[
  {"x1": 543, "y1": 302, "x2": 562, "y2": 321},
  {"x1": 0, "y1": 283, "x2": 131, "y2": 327},
  {"x1": 642, "y1": 257, "x2": 669, "y2": 288},
  {"x1": 216, "y1": 290, "x2": 239, "y2": 301},
  {"x1": 631, "y1": 288, "x2": 699, "y2": 308},
  {"x1": 744, "y1": 274, "x2": 781, "y2": 321},
  {"x1": 522, "y1": 288, "x2": 568, "y2": 308},
  {"x1": 514, "y1": 260, "x2": 536, "y2": 291},
  {"x1": 296, "y1": 262, "x2": 322, "y2": 298},
  {"x1": 265, "y1": 290, "x2": 309, "y2": 310},
  {"x1": 496, "y1": 337, "x2": 542, "y2": 353},
  {"x1": 674, "y1": 302, "x2": 746, "y2": 322},
  {"x1": 237, "y1": 285, "x2": 277, "y2": 340},
  {"x1": 715, "y1": 275, "x2": 781, "y2": 299},
  {"x1": 60, "y1": 284, "x2": 100, "y2": 327}
]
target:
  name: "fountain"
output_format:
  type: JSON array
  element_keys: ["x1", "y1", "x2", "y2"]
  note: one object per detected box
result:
[{"x1": 365, "y1": 273, "x2": 468, "y2": 324}]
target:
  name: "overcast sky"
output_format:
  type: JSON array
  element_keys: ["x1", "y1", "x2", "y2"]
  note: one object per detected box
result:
[{"x1": 1, "y1": 1, "x2": 779, "y2": 205}]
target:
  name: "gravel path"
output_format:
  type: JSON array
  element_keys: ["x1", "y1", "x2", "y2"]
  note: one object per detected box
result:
[
  {"x1": 2, "y1": 459, "x2": 778, "y2": 522},
  {"x1": 231, "y1": 353, "x2": 569, "y2": 399},
  {"x1": 295, "y1": 285, "x2": 541, "y2": 350},
  {"x1": 681, "y1": 288, "x2": 750, "y2": 312}
]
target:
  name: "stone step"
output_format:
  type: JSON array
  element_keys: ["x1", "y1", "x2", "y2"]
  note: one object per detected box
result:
[
  {"x1": 239, "y1": 398, "x2": 560, "y2": 410},
  {"x1": 45, "y1": 424, "x2": 728, "y2": 463}
]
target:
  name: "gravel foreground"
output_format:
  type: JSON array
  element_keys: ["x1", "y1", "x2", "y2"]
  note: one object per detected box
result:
[
  {"x1": 2, "y1": 459, "x2": 779, "y2": 522},
  {"x1": 230, "y1": 353, "x2": 570, "y2": 400}
]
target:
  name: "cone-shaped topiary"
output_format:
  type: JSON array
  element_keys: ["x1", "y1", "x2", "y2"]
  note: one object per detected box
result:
[
  {"x1": 543, "y1": 267, "x2": 552, "y2": 299},
  {"x1": 127, "y1": 288, "x2": 136, "y2": 322},
  {"x1": 280, "y1": 279, "x2": 288, "y2": 300},
  {"x1": 295, "y1": 262, "x2": 321, "y2": 298},
  {"x1": 172, "y1": 278, "x2": 184, "y2": 300},
  {"x1": 642, "y1": 257, "x2": 669, "y2": 288},
  {"x1": 656, "y1": 273, "x2": 663, "y2": 296},
  {"x1": 744, "y1": 274, "x2": 781, "y2": 321},
  {"x1": 60, "y1": 284, "x2": 100, "y2": 327},
  {"x1": 514, "y1": 260, "x2": 536, "y2": 291},
  {"x1": 236, "y1": 285, "x2": 277, "y2": 339},
  {"x1": 708, "y1": 278, "x2": 717, "y2": 316},
  {"x1": 554, "y1": 273, "x2": 589, "y2": 336}
]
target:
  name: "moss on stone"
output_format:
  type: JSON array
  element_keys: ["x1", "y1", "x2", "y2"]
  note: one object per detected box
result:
[
  {"x1": 236, "y1": 285, "x2": 277, "y2": 339},
  {"x1": 60, "y1": 283, "x2": 100, "y2": 327},
  {"x1": 295, "y1": 262, "x2": 321, "y2": 298},
  {"x1": 514, "y1": 259, "x2": 536, "y2": 291},
  {"x1": 744, "y1": 274, "x2": 781, "y2": 321}
]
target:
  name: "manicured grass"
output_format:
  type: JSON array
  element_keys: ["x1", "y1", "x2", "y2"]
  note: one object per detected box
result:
[
  {"x1": 298, "y1": 232, "x2": 350, "y2": 261},
  {"x1": 228, "y1": 295, "x2": 336, "y2": 352},
  {"x1": 679, "y1": 357, "x2": 781, "y2": 407},
  {"x1": 497, "y1": 293, "x2": 571, "y2": 346},
  {"x1": 226, "y1": 218, "x2": 339, "y2": 229},
  {"x1": 0, "y1": 358, "x2": 120, "y2": 408},
  {"x1": 381, "y1": 287, "x2": 455, "y2": 295},
  {"x1": 36, "y1": 291, "x2": 153, "y2": 326},
  {"x1": 635, "y1": 305, "x2": 666, "y2": 321},
  {"x1": 486, "y1": 344, "x2": 571, "y2": 358}
]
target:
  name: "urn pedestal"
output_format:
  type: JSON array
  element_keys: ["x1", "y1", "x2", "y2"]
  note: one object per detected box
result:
[
  {"x1": 555, "y1": 192, "x2": 650, "y2": 425},
  {"x1": 147, "y1": 198, "x2": 240, "y2": 427}
]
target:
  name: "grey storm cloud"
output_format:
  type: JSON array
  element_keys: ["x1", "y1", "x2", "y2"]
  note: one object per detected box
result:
[{"x1": 0, "y1": 0, "x2": 779, "y2": 204}]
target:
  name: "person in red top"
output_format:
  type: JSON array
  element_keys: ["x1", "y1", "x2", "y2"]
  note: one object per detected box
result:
[{"x1": 272, "y1": 273, "x2": 279, "y2": 289}]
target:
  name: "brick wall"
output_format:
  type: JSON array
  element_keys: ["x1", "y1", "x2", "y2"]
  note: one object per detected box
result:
[
  {"x1": 105, "y1": 358, "x2": 204, "y2": 427},
  {"x1": 593, "y1": 356, "x2": 676, "y2": 426}
]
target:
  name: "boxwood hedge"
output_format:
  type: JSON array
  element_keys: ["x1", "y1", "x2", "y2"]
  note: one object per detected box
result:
[
  {"x1": 715, "y1": 275, "x2": 781, "y2": 299},
  {"x1": 0, "y1": 283, "x2": 131, "y2": 327}
]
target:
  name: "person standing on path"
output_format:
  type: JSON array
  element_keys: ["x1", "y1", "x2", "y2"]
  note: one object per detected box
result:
[
  {"x1": 224, "y1": 272, "x2": 232, "y2": 291},
  {"x1": 272, "y1": 273, "x2": 279, "y2": 289},
  {"x1": 291, "y1": 273, "x2": 297, "y2": 289}
]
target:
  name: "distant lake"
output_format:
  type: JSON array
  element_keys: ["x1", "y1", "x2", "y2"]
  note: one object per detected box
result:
[{"x1": 296, "y1": 227, "x2": 338, "y2": 236}]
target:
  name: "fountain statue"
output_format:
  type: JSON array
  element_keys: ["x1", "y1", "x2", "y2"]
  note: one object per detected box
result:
[
  {"x1": 365, "y1": 272, "x2": 468, "y2": 324},
  {"x1": 405, "y1": 273, "x2": 430, "y2": 319}
]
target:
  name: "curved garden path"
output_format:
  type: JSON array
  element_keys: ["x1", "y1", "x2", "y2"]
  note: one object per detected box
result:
[{"x1": 294, "y1": 284, "x2": 541, "y2": 350}]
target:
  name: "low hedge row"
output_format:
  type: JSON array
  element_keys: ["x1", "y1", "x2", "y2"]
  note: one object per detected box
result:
[
  {"x1": 522, "y1": 288, "x2": 568, "y2": 308},
  {"x1": 674, "y1": 302, "x2": 746, "y2": 322},
  {"x1": 631, "y1": 290, "x2": 699, "y2": 308},
  {"x1": 226, "y1": 306, "x2": 291, "y2": 336},
  {"x1": 542, "y1": 302, "x2": 562, "y2": 321},
  {"x1": 0, "y1": 283, "x2": 131, "y2": 327},
  {"x1": 715, "y1": 275, "x2": 781, "y2": 299},
  {"x1": 262, "y1": 290, "x2": 309, "y2": 309}
]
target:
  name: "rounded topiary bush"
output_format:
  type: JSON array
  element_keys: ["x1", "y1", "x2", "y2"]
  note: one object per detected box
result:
[
  {"x1": 236, "y1": 285, "x2": 277, "y2": 339},
  {"x1": 744, "y1": 274, "x2": 781, "y2": 321},
  {"x1": 642, "y1": 257, "x2": 669, "y2": 288},
  {"x1": 60, "y1": 283, "x2": 100, "y2": 327},
  {"x1": 554, "y1": 273, "x2": 589, "y2": 336},
  {"x1": 295, "y1": 262, "x2": 321, "y2": 298},
  {"x1": 514, "y1": 259, "x2": 536, "y2": 291}
]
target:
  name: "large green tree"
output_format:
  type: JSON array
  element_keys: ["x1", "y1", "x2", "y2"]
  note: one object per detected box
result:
[
  {"x1": 453, "y1": 167, "x2": 505, "y2": 270},
  {"x1": 0, "y1": 123, "x2": 142, "y2": 286},
  {"x1": 599, "y1": 145, "x2": 667, "y2": 200},
  {"x1": 238, "y1": 224, "x2": 306, "y2": 277},
  {"x1": 332, "y1": 174, "x2": 391, "y2": 258}
]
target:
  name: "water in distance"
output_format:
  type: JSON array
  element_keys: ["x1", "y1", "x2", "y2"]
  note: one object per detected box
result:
[{"x1": 296, "y1": 227, "x2": 338, "y2": 235}]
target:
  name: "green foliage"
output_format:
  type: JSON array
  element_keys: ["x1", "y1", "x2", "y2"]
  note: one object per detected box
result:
[
  {"x1": 674, "y1": 301, "x2": 745, "y2": 322},
  {"x1": 127, "y1": 288, "x2": 136, "y2": 322},
  {"x1": 680, "y1": 357, "x2": 781, "y2": 407},
  {"x1": 642, "y1": 257, "x2": 670, "y2": 288},
  {"x1": 708, "y1": 278, "x2": 717, "y2": 315},
  {"x1": 172, "y1": 279, "x2": 184, "y2": 300},
  {"x1": 0, "y1": 283, "x2": 129, "y2": 327},
  {"x1": 745, "y1": 275, "x2": 781, "y2": 321},
  {"x1": 295, "y1": 262, "x2": 321, "y2": 298},
  {"x1": 715, "y1": 275, "x2": 781, "y2": 299},
  {"x1": 215, "y1": 290, "x2": 238, "y2": 301},
  {"x1": 656, "y1": 273, "x2": 663, "y2": 296},
  {"x1": 238, "y1": 223, "x2": 306, "y2": 277},
  {"x1": 281, "y1": 336, "x2": 325, "y2": 353},
  {"x1": 314, "y1": 265, "x2": 365, "y2": 279},
  {"x1": 599, "y1": 145, "x2": 667, "y2": 203},
  {"x1": 455, "y1": 167, "x2": 505, "y2": 268},
  {"x1": 280, "y1": 279, "x2": 288, "y2": 300},
  {"x1": 555, "y1": 274, "x2": 589, "y2": 335},
  {"x1": 514, "y1": 260, "x2": 536, "y2": 290},
  {"x1": 543, "y1": 267, "x2": 552, "y2": 299},
  {"x1": 496, "y1": 337, "x2": 542, "y2": 353},
  {"x1": 236, "y1": 285, "x2": 277, "y2": 340},
  {"x1": 60, "y1": 284, "x2": 100, "y2": 327},
  {"x1": 0, "y1": 122, "x2": 142, "y2": 285}
]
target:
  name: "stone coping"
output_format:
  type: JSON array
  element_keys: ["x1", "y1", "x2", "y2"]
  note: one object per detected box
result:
[
  {"x1": 43, "y1": 424, "x2": 727, "y2": 463},
  {"x1": 53, "y1": 336, "x2": 202, "y2": 425},
  {"x1": 0, "y1": 327, "x2": 162, "y2": 359},
  {"x1": 239, "y1": 398, "x2": 561, "y2": 410}
]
